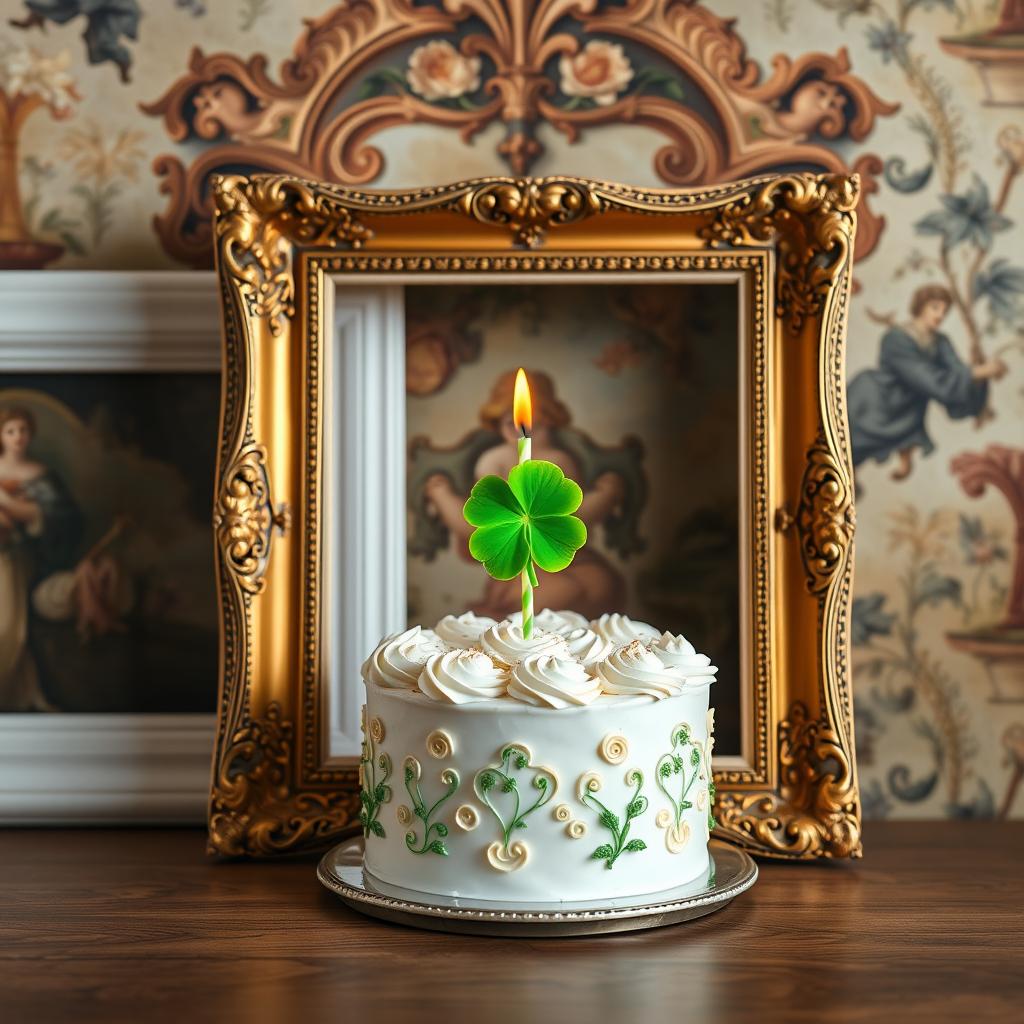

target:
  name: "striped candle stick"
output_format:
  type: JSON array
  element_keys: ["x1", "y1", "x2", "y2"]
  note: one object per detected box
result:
[
  {"x1": 517, "y1": 430, "x2": 533, "y2": 639},
  {"x1": 513, "y1": 368, "x2": 535, "y2": 639}
]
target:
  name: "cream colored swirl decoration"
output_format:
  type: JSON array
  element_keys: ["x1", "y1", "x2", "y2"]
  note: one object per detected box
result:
[
  {"x1": 599, "y1": 734, "x2": 629, "y2": 765},
  {"x1": 454, "y1": 804, "x2": 480, "y2": 831},
  {"x1": 396, "y1": 804, "x2": 413, "y2": 826},
  {"x1": 655, "y1": 808, "x2": 691, "y2": 852},
  {"x1": 425, "y1": 729, "x2": 454, "y2": 759},
  {"x1": 577, "y1": 770, "x2": 602, "y2": 800},
  {"x1": 368, "y1": 716, "x2": 385, "y2": 744},
  {"x1": 553, "y1": 801, "x2": 587, "y2": 838},
  {"x1": 485, "y1": 840, "x2": 529, "y2": 872}
]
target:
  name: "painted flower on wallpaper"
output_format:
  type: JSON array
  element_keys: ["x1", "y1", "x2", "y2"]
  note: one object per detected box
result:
[
  {"x1": 560, "y1": 40, "x2": 633, "y2": 107},
  {"x1": 916, "y1": 176, "x2": 1012, "y2": 252},
  {"x1": 0, "y1": 37, "x2": 76, "y2": 112},
  {"x1": 958, "y1": 514, "x2": 1008, "y2": 569},
  {"x1": 972, "y1": 259, "x2": 1024, "y2": 327},
  {"x1": 57, "y1": 120, "x2": 146, "y2": 247},
  {"x1": 406, "y1": 40, "x2": 481, "y2": 102},
  {"x1": 851, "y1": 593, "x2": 896, "y2": 646},
  {"x1": 865, "y1": 20, "x2": 912, "y2": 66}
]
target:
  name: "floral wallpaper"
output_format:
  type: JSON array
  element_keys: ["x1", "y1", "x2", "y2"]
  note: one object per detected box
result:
[{"x1": 1, "y1": 0, "x2": 1022, "y2": 819}]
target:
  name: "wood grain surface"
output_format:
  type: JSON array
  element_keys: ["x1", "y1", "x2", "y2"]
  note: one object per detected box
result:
[{"x1": 1, "y1": 822, "x2": 1021, "y2": 1023}]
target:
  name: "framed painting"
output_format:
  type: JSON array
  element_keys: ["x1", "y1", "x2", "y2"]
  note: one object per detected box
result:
[
  {"x1": 209, "y1": 172, "x2": 861, "y2": 860},
  {"x1": 0, "y1": 271, "x2": 220, "y2": 822}
]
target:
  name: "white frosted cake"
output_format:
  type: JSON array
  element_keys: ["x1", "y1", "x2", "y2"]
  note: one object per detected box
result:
[{"x1": 359, "y1": 609, "x2": 717, "y2": 903}]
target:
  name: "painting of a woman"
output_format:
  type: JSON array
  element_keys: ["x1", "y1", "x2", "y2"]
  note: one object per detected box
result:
[
  {"x1": 848, "y1": 284, "x2": 1008, "y2": 481},
  {"x1": 0, "y1": 407, "x2": 81, "y2": 710},
  {"x1": 422, "y1": 369, "x2": 627, "y2": 619}
]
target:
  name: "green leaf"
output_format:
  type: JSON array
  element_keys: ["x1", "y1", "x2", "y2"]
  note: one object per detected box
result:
[
  {"x1": 529, "y1": 513, "x2": 588, "y2": 573},
  {"x1": 515, "y1": 753, "x2": 528, "y2": 770},
  {"x1": 626, "y1": 798, "x2": 647, "y2": 819},
  {"x1": 508, "y1": 460, "x2": 582, "y2": 518},
  {"x1": 479, "y1": 771, "x2": 496, "y2": 792},
  {"x1": 429, "y1": 840, "x2": 448, "y2": 856},
  {"x1": 464, "y1": 475, "x2": 524, "y2": 526},
  {"x1": 435, "y1": 823, "x2": 449, "y2": 838},
  {"x1": 624, "y1": 838, "x2": 647, "y2": 852},
  {"x1": 591, "y1": 844, "x2": 614, "y2": 861},
  {"x1": 463, "y1": 460, "x2": 587, "y2": 582},
  {"x1": 691, "y1": 748, "x2": 701, "y2": 767},
  {"x1": 659, "y1": 762, "x2": 672, "y2": 779},
  {"x1": 468, "y1": 521, "x2": 531, "y2": 580},
  {"x1": 502, "y1": 777, "x2": 518, "y2": 793},
  {"x1": 369, "y1": 818, "x2": 385, "y2": 838},
  {"x1": 599, "y1": 810, "x2": 620, "y2": 831}
]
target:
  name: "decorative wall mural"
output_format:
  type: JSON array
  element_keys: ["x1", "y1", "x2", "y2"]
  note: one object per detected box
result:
[
  {"x1": 4, "y1": 0, "x2": 1022, "y2": 818},
  {"x1": 140, "y1": 0, "x2": 895, "y2": 266}
]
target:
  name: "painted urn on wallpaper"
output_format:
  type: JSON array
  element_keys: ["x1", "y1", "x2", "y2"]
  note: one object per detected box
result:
[
  {"x1": 948, "y1": 446, "x2": 1024, "y2": 702},
  {"x1": 0, "y1": 37, "x2": 77, "y2": 268}
]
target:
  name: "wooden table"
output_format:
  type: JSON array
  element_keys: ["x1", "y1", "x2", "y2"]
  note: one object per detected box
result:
[{"x1": 2, "y1": 822, "x2": 1021, "y2": 1023}]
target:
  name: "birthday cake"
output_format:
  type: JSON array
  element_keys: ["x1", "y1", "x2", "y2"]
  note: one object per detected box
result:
[
  {"x1": 359, "y1": 610, "x2": 717, "y2": 903},
  {"x1": 358, "y1": 369, "x2": 717, "y2": 903}
]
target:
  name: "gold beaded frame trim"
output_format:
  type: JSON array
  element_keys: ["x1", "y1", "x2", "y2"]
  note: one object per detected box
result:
[{"x1": 208, "y1": 172, "x2": 860, "y2": 862}]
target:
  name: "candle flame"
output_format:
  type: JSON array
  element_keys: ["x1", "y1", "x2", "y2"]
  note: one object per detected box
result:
[{"x1": 513, "y1": 367, "x2": 533, "y2": 434}]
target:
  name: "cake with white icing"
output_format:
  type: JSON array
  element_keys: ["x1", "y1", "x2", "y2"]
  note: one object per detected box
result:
[{"x1": 359, "y1": 608, "x2": 716, "y2": 903}]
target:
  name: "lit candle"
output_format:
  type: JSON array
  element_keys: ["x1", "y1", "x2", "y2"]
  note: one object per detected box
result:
[{"x1": 513, "y1": 368, "x2": 535, "y2": 638}]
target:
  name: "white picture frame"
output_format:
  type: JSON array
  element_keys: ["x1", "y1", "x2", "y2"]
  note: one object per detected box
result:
[{"x1": 0, "y1": 270, "x2": 219, "y2": 823}]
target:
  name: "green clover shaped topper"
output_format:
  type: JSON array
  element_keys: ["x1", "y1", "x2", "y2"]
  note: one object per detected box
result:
[{"x1": 463, "y1": 460, "x2": 587, "y2": 582}]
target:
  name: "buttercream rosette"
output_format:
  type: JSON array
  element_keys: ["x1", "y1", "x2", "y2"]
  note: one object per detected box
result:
[
  {"x1": 434, "y1": 611, "x2": 496, "y2": 649},
  {"x1": 417, "y1": 649, "x2": 509, "y2": 704},
  {"x1": 360, "y1": 625, "x2": 447, "y2": 689},
  {"x1": 507, "y1": 653, "x2": 603, "y2": 709}
]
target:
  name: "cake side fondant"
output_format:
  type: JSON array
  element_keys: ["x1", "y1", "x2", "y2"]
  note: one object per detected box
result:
[{"x1": 361, "y1": 683, "x2": 714, "y2": 902}]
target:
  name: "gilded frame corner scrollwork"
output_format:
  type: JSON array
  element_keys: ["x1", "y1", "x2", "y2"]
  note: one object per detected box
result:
[{"x1": 209, "y1": 171, "x2": 861, "y2": 861}]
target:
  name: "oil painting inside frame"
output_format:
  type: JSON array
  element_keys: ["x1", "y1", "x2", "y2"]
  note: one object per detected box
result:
[
  {"x1": 0, "y1": 372, "x2": 219, "y2": 714},
  {"x1": 404, "y1": 282, "x2": 744, "y2": 755}
]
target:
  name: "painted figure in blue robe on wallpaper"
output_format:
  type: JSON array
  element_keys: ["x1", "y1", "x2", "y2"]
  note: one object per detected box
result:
[
  {"x1": 0, "y1": 407, "x2": 81, "y2": 711},
  {"x1": 849, "y1": 284, "x2": 1009, "y2": 482}
]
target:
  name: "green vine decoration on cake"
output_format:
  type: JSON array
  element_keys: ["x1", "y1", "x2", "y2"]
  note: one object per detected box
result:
[
  {"x1": 474, "y1": 744, "x2": 557, "y2": 855},
  {"x1": 655, "y1": 723, "x2": 703, "y2": 851},
  {"x1": 403, "y1": 756, "x2": 459, "y2": 856},
  {"x1": 578, "y1": 769, "x2": 648, "y2": 869},
  {"x1": 358, "y1": 715, "x2": 392, "y2": 839}
]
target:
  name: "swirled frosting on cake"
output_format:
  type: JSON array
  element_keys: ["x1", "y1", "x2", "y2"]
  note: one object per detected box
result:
[
  {"x1": 507, "y1": 653, "x2": 603, "y2": 709},
  {"x1": 503, "y1": 608, "x2": 591, "y2": 637},
  {"x1": 362, "y1": 610, "x2": 717, "y2": 707},
  {"x1": 590, "y1": 612, "x2": 661, "y2": 646},
  {"x1": 361, "y1": 626, "x2": 447, "y2": 689},
  {"x1": 562, "y1": 627, "x2": 615, "y2": 666},
  {"x1": 417, "y1": 649, "x2": 508, "y2": 704},
  {"x1": 651, "y1": 631, "x2": 718, "y2": 683},
  {"x1": 593, "y1": 640, "x2": 689, "y2": 699},
  {"x1": 479, "y1": 622, "x2": 569, "y2": 666},
  {"x1": 434, "y1": 611, "x2": 496, "y2": 649}
]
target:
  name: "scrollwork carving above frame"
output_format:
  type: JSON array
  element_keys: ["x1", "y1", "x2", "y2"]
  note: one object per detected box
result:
[
  {"x1": 208, "y1": 170, "x2": 861, "y2": 861},
  {"x1": 143, "y1": 0, "x2": 896, "y2": 268}
]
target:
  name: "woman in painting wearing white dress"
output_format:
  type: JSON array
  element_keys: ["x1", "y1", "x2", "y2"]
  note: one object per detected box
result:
[{"x1": 0, "y1": 407, "x2": 81, "y2": 711}]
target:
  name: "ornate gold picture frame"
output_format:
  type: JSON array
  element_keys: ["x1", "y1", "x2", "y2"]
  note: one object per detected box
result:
[{"x1": 209, "y1": 172, "x2": 861, "y2": 861}]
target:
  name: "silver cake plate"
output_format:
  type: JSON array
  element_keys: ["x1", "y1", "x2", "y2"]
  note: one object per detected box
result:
[{"x1": 317, "y1": 837, "x2": 757, "y2": 937}]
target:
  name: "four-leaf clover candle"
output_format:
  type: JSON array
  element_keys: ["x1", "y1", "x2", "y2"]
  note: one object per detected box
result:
[{"x1": 463, "y1": 368, "x2": 587, "y2": 638}]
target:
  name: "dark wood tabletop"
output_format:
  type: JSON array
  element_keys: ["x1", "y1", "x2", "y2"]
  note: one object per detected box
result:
[{"x1": 2, "y1": 821, "x2": 1021, "y2": 1023}]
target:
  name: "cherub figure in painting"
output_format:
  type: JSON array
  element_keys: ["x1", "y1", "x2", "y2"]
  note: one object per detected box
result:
[
  {"x1": 848, "y1": 284, "x2": 1007, "y2": 483},
  {"x1": 416, "y1": 370, "x2": 638, "y2": 619}
]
